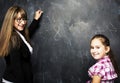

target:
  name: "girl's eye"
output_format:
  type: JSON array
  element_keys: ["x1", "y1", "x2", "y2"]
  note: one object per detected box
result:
[
  {"x1": 90, "y1": 46, "x2": 94, "y2": 49},
  {"x1": 96, "y1": 46, "x2": 100, "y2": 49}
]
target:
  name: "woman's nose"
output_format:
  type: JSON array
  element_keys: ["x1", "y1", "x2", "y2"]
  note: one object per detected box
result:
[{"x1": 21, "y1": 20, "x2": 27, "y2": 24}]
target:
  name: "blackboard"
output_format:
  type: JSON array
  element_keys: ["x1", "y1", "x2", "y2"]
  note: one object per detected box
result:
[{"x1": 0, "y1": 0, "x2": 120, "y2": 83}]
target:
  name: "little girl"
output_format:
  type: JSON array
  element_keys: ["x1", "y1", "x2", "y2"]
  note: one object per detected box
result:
[{"x1": 87, "y1": 34, "x2": 119, "y2": 83}]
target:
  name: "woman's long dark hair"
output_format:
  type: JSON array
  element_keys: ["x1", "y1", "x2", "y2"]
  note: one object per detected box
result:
[
  {"x1": 90, "y1": 34, "x2": 120, "y2": 76},
  {"x1": 0, "y1": 5, "x2": 29, "y2": 56}
]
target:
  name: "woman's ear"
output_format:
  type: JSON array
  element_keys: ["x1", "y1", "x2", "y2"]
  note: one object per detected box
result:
[{"x1": 106, "y1": 46, "x2": 110, "y2": 54}]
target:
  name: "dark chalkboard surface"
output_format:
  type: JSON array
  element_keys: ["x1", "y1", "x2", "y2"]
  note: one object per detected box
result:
[{"x1": 0, "y1": 0, "x2": 120, "y2": 83}]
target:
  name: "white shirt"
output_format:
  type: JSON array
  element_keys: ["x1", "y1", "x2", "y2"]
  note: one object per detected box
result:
[{"x1": 16, "y1": 31, "x2": 33, "y2": 54}]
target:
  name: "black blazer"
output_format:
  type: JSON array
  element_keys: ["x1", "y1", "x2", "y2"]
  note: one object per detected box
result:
[
  {"x1": 3, "y1": 19, "x2": 40, "y2": 83},
  {"x1": 0, "y1": 57, "x2": 6, "y2": 83}
]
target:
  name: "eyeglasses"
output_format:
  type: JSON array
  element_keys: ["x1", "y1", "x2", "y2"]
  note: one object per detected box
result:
[{"x1": 15, "y1": 18, "x2": 27, "y2": 23}]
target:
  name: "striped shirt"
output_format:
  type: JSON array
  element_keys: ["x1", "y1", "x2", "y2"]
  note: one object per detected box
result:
[{"x1": 88, "y1": 56, "x2": 118, "y2": 83}]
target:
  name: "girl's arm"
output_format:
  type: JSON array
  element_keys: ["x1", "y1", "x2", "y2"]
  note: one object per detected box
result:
[{"x1": 92, "y1": 75, "x2": 101, "y2": 83}]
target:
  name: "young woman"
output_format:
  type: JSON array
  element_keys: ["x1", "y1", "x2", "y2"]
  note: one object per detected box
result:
[
  {"x1": 87, "y1": 34, "x2": 119, "y2": 83},
  {"x1": 0, "y1": 5, "x2": 43, "y2": 83}
]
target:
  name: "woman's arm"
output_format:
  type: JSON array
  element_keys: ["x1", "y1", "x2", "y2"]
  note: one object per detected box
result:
[
  {"x1": 92, "y1": 75, "x2": 101, "y2": 83},
  {"x1": 29, "y1": 10, "x2": 43, "y2": 38},
  {"x1": 34, "y1": 10, "x2": 43, "y2": 20}
]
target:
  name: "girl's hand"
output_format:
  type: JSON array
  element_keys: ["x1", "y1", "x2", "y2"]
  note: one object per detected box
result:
[{"x1": 92, "y1": 75, "x2": 101, "y2": 83}]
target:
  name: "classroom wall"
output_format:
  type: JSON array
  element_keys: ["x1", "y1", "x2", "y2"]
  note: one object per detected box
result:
[{"x1": 0, "y1": 0, "x2": 120, "y2": 83}]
